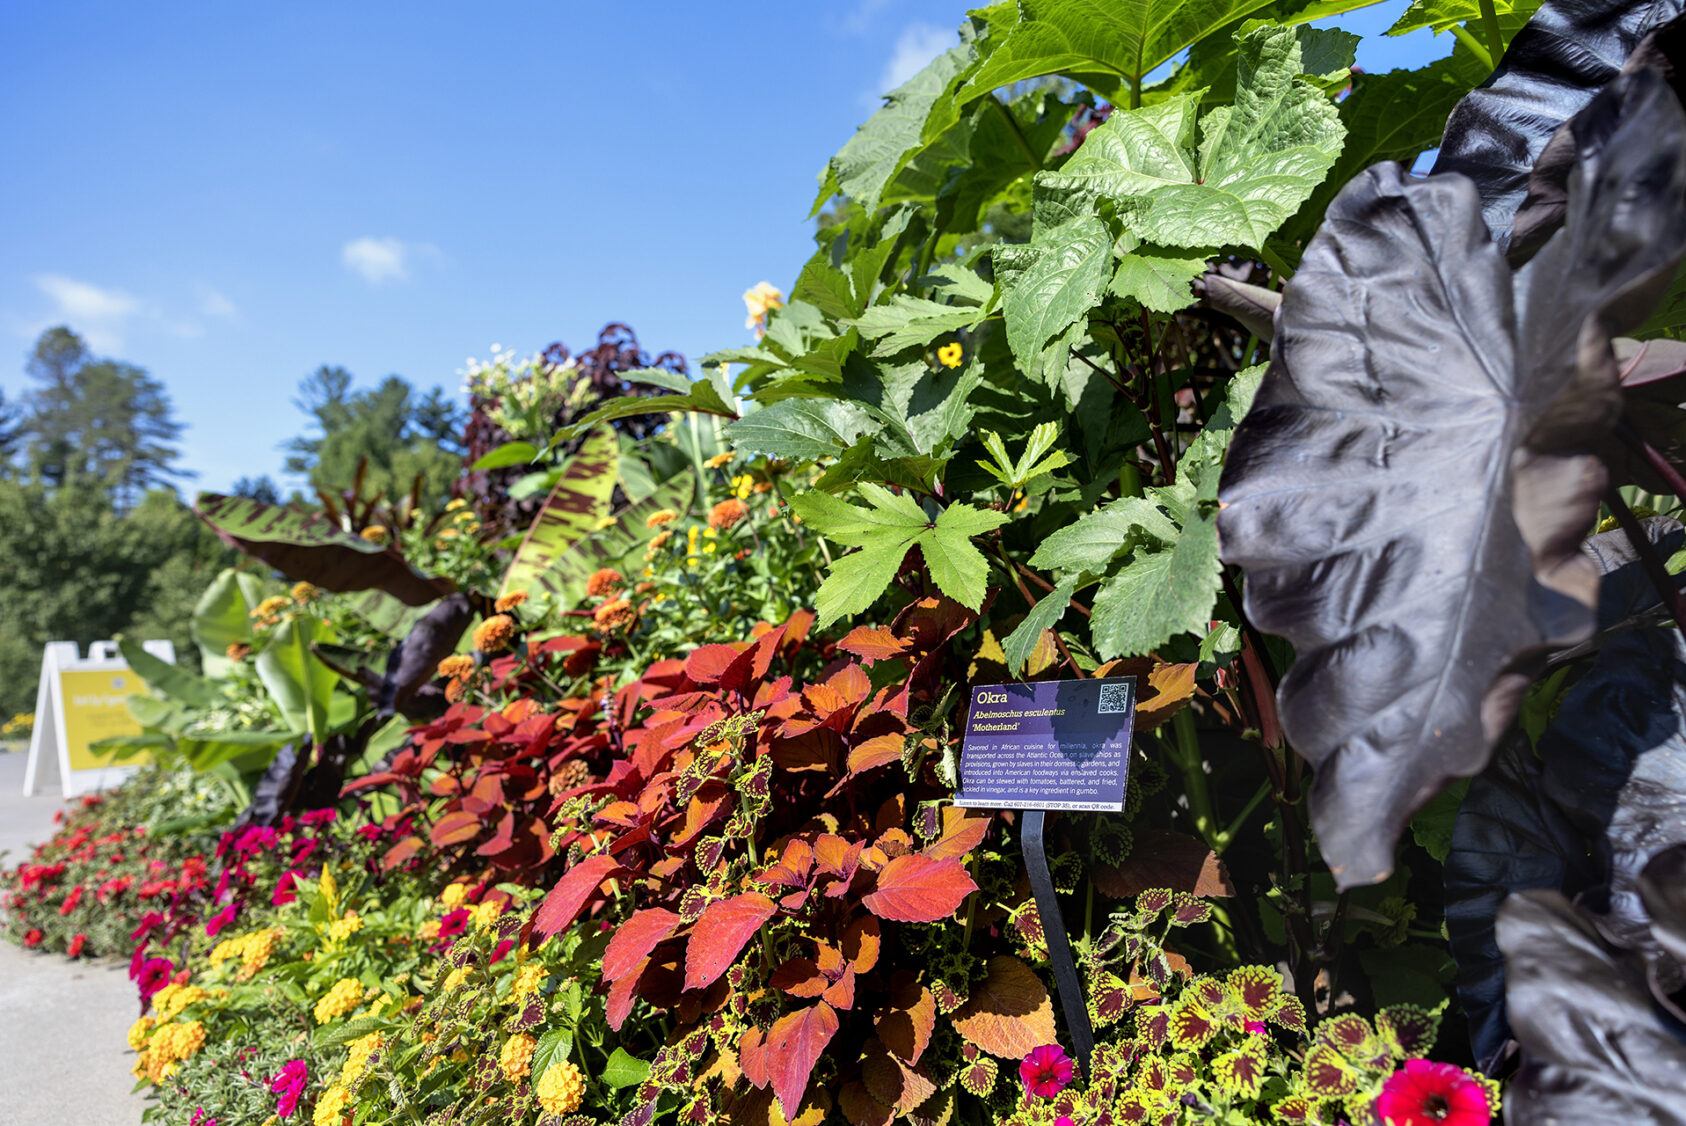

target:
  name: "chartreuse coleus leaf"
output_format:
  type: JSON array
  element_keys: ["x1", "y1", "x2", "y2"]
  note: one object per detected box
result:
[
  {"x1": 1036, "y1": 26, "x2": 1344, "y2": 251},
  {"x1": 790, "y1": 484, "x2": 1009, "y2": 625}
]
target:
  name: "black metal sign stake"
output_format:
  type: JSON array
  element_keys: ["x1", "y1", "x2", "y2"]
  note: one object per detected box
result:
[{"x1": 1023, "y1": 808, "x2": 1095, "y2": 1069}]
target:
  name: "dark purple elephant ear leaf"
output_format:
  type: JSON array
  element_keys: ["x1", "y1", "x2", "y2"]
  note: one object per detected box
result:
[
  {"x1": 1432, "y1": 0, "x2": 1685, "y2": 251},
  {"x1": 1219, "y1": 76, "x2": 1686, "y2": 889},
  {"x1": 196, "y1": 492, "x2": 454, "y2": 606},
  {"x1": 1498, "y1": 887, "x2": 1686, "y2": 1120}
]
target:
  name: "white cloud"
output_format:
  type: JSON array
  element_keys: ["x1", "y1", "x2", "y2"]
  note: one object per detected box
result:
[
  {"x1": 32, "y1": 274, "x2": 141, "y2": 350},
  {"x1": 341, "y1": 236, "x2": 414, "y2": 284},
  {"x1": 879, "y1": 23, "x2": 952, "y2": 94},
  {"x1": 199, "y1": 287, "x2": 238, "y2": 319},
  {"x1": 840, "y1": 0, "x2": 893, "y2": 35}
]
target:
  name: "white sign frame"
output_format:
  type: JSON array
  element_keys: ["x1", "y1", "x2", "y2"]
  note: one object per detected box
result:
[{"x1": 23, "y1": 639, "x2": 176, "y2": 798}]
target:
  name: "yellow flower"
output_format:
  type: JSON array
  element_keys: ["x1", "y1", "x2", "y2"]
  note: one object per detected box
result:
[
  {"x1": 473, "y1": 614, "x2": 518, "y2": 654},
  {"x1": 499, "y1": 1033, "x2": 537, "y2": 1082},
  {"x1": 509, "y1": 962, "x2": 547, "y2": 1003},
  {"x1": 328, "y1": 911, "x2": 364, "y2": 942},
  {"x1": 471, "y1": 899, "x2": 503, "y2": 930},
  {"x1": 704, "y1": 451, "x2": 734, "y2": 469},
  {"x1": 358, "y1": 525, "x2": 389, "y2": 545},
  {"x1": 645, "y1": 530, "x2": 673, "y2": 558},
  {"x1": 494, "y1": 590, "x2": 528, "y2": 613},
  {"x1": 126, "y1": 1016, "x2": 155, "y2": 1051},
  {"x1": 237, "y1": 929, "x2": 281, "y2": 979},
  {"x1": 290, "y1": 581, "x2": 320, "y2": 604},
  {"x1": 743, "y1": 280, "x2": 785, "y2": 335},
  {"x1": 439, "y1": 882, "x2": 469, "y2": 910},
  {"x1": 152, "y1": 982, "x2": 208, "y2": 1019},
  {"x1": 730, "y1": 474, "x2": 754, "y2": 500},
  {"x1": 250, "y1": 595, "x2": 290, "y2": 625},
  {"x1": 436, "y1": 654, "x2": 475, "y2": 681},
  {"x1": 339, "y1": 1031, "x2": 384, "y2": 1085},
  {"x1": 937, "y1": 341, "x2": 964, "y2": 368},
  {"x1": 313, "y1": 978, "x2": 364, "y2": 1024},
  {"x1": 313, "y1": 1083, "x2": 352, "y2": 1126},
  {"x1": 319, "y1": 868, "x2": 339, "y2": 909},
  {"x1": 536, "y1": 1060, "x2": 587, "y2": 1115},
  {"x1": 445, "y1": 498, "x2": 468, "y2": 511},
  {"x1": 418, "y1": 918, "x2": 441, "y2": 940},
  {"x1": 645, "y1": 508, "x2": 678, "y2": 529}
]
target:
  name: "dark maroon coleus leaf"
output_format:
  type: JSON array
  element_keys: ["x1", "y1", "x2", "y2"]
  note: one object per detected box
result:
[
  {"x1": 196, "y1": 492, "x2": 454, "y2": 606},
  {"x1": 1497, "y1": 848, "x2": 1686, "y2": 1120},
  {"x1": 1219, "y1": 74, "x2": 1686, "y2": 889},
  {"x1": 1433, "y1": 0, "x2": 1685, "y2": 250}
]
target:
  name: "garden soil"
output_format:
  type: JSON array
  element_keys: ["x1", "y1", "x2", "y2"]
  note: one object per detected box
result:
[{"x1": 0, "y1": 746, "x2": 148, "y2": 1125}]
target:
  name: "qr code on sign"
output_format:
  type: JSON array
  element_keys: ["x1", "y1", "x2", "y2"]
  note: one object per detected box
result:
[{"x1": 1097, "y1": 683, "x2": 1133, "y2": 714}]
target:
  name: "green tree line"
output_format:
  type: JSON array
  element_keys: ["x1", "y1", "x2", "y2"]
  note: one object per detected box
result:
[{"x1": 0, "y1": 327, "x2": 464, "y2": 720}]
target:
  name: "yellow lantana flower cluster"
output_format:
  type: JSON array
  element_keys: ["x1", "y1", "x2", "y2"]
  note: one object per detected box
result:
[
  {"x1": 537, "y1": 1060, "x2": 587, "y2": 1115},
  {"x1": 130, "y1": 1019, "x2": 206, "y2": 1083},
  {"x1": 313, "y1": 978, "x2": 365, "y2": 1024},
  {"x1": 470, "y1": 900, "x2": 503, "y2": 930},
  {"x1": 439, "y1": 882, "x2": 469, "y2": 910},
  {"x1": 250, "y1": 595, "x2": 292, "y2": 629},
  {"x1": 508, "y1": 962, "x2": 547, "y2": 1004},
  {"x1": 208, "y1": 927, "x2": 282, "y2": 980},
  {"x1": 327, "y1": 910, "x2": 364, "y2": 943},
  {"x1": 313, "y1": 1083, "x2": 352, "y2": 1126},
  {"x1": 339, "y1": 1031, "x2": 384, "y2": 1086},
  {"x1": 499, "y1": 1033, "x2": 537, "y2": 1082},
  {"x1": 150, "y1": 982, "x2": 208, "y2": 1019}
]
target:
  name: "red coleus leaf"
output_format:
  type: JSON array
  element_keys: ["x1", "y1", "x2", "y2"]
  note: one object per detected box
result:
[
  {"x1": 428, "y1": 810, "x2": 481, "y2": 848},
  {"x1": 683, "y1": 643, "x2": 743, "y2": 686},
  {"x1": 683, "y1": 892, "x2": 777, "y2": 991},
  {"x1": 602, "y1": 907, "x2": 681, "y2": 983},
  {"x1": 532, "y1": 853, "x2": 623, "y2": 937},
  {"x1": 751, "y1": 1001, "x2": 840, "y2": 1120},
  {"x1": 861, "y1": 854, "x2": 977, "y2": 923},
  {"x1": 837, "y1": 625, "x2": 911, "y2": 663},
  {"x1": 721, "y1": 622, "x2": 786, "y2": 696}
]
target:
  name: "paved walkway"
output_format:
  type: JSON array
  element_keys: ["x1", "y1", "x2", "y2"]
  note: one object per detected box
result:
[{"x1": 0, "y1": 745, "x2": 146, "y2": 1126}]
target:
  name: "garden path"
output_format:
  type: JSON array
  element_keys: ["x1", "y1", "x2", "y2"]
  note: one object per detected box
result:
[{"x1": 0, "y1": 747, "x2": 148, "y2": 1126}]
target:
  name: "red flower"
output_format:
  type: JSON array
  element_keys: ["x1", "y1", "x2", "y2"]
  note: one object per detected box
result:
[
  {"x1": 269, "y1": 1059, "x2": 308, "y2": 1118},
  {"x1": 22, "y1": 928, "x2": 43, "y2": 948},
  {"x1": 205, "y1": 903, "x2": 239, "y2": 938},
  {"x1": 67, "y1": 933, "x2": 87, "y2": 958},
  {"x1": 272, "y1": 869, "x2": 302, "y2": 907},
  {"x1": 136, "y1": 957, "x2": 175, "y2": 1002},
  {"x1": 1019, "y1": 1044, "x2": 1074, "y2": 1100},
  {"x1": 437, "y1": 907, "x2": 470, "y2": 940},
  {"x1": 1375, "y1": 1060, "x2": 1491, "y2": 1126}
]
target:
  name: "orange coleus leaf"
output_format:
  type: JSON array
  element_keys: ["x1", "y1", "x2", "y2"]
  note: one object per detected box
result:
[
  {"x1": 923, "y1": 808, "x2": 991, "y2": 862},
  {"x1": 771, "y1": 957, "x2": 830, "y2": 998},
  {"x1": 861, "y1": 1037, "x2": 938, "y2": 1114},
  {"x1": 748, "y1": 1001, "x2": 840, "y2": 1120},
  {"x1": 841, "y1": 914, "x2": 881, "y2": 972},
  {"x1": 683, "y1": 892, "x2": 777, "y2": 991},
  {"x1": 861, "y1": 854, "x2": 977, "y2": 923},
  {"x1": 950, "y1": 956, "x2": 1058, "y2": 1058},
  {"x1": 837, "y1": 625, "x2": 911, "y2": 663},
  {"x1": 428, "y1": 810, "x2": 481, "y2": 847},
  {"x1": 845, "y1": 733, "x2": 905, "y2": 776},
  {"x1": 683, "y1": 643, "x2": 744, "y2": 686},
  {"x1": 532, "y1": 853, "x2": 623, "y2": 936},
  {"x1": 601, "y1": 907, "x2": 681, "y2": 983}
]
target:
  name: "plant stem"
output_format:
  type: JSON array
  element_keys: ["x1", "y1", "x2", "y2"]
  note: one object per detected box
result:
[
  {"x1": 1214, "y1": 781, "x2": 1273, "y2": 854},
  {"x1": 1621, "y1": 423, "x2": 1686, "y2": 499},
  {"x1": 1475, "y1": 0, "x2": 1506, "y2": 66},
  {"x1": 1605, "y1": 486, "x2": 1686, "y2": 636},
  {"x1": 1449, "y1": 23, "x2": 1494, "y2": 70},
  {"x1": 1167, "y1": 710, "x2": 1220, "y2": 849},
  {"x1": 1256, "y1": 243, "x2": 1296, "y2": 282}
]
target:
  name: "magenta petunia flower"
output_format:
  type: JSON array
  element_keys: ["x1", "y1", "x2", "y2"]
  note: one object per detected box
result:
[
  {"x1": 1019, "y1": 1044, "x2": 1074, "y2": 1099},
  {"x1": 136, "y1": 957, "x2": 175, "y2": 1002},
  {"x1": 272, "y1": 869, "x2": 303, "y2": 907},
  {"x1": 204, "y1": 903, "x2": 239, "y2": 937},
  {"x1": 1374, "y1": 1059, "x2": 1490, "y2": 1126},
  {"x1": 269, "y1": 1059, "x2": 308, "y2": 1119}
]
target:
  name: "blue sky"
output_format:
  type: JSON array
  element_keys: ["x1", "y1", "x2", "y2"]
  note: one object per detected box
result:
[{"x1": 0, "y1": 1, "x2": 1440, "y2": 493}]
